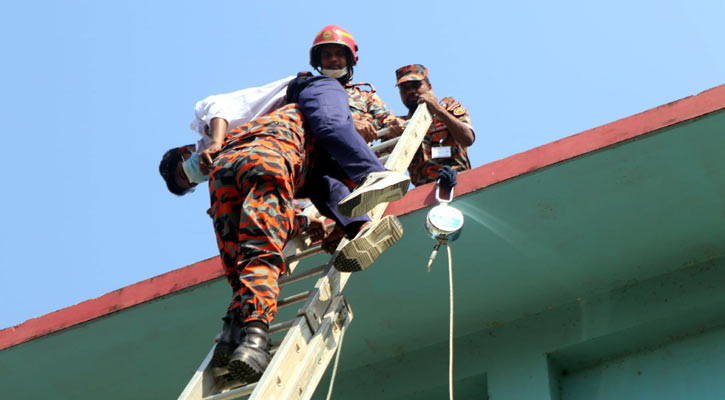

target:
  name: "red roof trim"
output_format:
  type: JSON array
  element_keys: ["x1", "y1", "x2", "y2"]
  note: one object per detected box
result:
[
  {"x1": 386, "y1": 85, "x2": 725, "y2": 216},
  {"x1": 0, "y1": 257, "x2": 224, "y2": 350},
  {"x1": 2, "y1": 84, "x2": 724, "y2": 351}
]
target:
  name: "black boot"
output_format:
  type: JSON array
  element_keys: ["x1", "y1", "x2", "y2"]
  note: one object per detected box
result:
[
  {"x1": 227, "y1": 324, "x2": 272, "y2": 383},
  {"x1": 211, "y1": 311, "x2": 244, "y2": 368}
]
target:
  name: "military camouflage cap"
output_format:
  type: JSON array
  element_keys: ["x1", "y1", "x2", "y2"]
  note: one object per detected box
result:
[{"x1": 395, "y1": 64, "x2": 428, "y2": 86}]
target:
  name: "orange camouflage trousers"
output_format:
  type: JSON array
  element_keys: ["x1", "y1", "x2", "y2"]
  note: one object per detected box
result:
[{"x1": 208, "y1": 146, "x2": 307, "y2": 326}]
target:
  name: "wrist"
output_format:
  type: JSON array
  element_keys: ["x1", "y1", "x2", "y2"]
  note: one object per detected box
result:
[{"x1": 432, "y1": 105, "x2": 446, "y2": 118}]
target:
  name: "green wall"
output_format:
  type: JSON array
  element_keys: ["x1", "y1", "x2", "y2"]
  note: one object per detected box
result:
[
  {"x1": 2, "y1": 109, "x2": 723, "y2": 399},
  {"x1": 317, "y1": 255, "x2": 725, "y2": 400}
]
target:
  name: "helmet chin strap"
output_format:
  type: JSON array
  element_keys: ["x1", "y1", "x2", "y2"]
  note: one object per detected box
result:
[{"x1": 320, "y1": 67, "x2": 347, "y2": 79}]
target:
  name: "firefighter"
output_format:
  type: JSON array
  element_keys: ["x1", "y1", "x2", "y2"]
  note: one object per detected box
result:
[
  {"x1": 388, "y1": 64, "x2": 475, "y2": 186},
  {"x1": 189, "y1": 76, "x2": 404, "y2": 384},
  {"x1": 309, "y1": 24, "x2": 405, "y2": 143}
]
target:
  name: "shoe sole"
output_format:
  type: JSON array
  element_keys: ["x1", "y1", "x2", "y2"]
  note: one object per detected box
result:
[
  {"x1": 338, "y1": 175, "x2": 410, "y2": 218},
  {"x1": 228, "y1": 356, "x2": 265, "y2": 384},
  {"x1": 211, "y1": 352, "x2": 231, "y2": 369},
  {"x1": 333, "y1": 215, "x2": 404, "y2": 272},
  {"x1": 211, "y1": 342, "x2": 236, "y2": 368}
]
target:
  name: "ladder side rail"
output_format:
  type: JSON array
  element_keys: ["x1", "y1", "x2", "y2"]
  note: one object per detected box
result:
[
  {"x1": 294, "y1": 103, "x2": 432, "y2": 337},
  {"x1": 384, "y1": 103, "x2": 431, "y2": 173},
  {"x1": 195, "y1": 266, "x2": 351, "y2": 400},
  {"x1": 177, "y1": 343, "x2": 223, "y2": 400},
  {"x1": 246, "y1": 315, "x2": 314, "y2": 400},
  {"x1": 281, "y1": 104, "x2": 432, "y2": 332},
  {"x1": 295, "y1": 296, "x2": 352, "y2": 400},
  {"x1": 368, "y1": 103, "x2": 431, "y2": 221},
  {"x1": 181, "y1": 229, "x2": 329, "y2": 399},
  {"x1": 249, "y1": 295, "x2": 352, "y2": 400},
  {"x1": 281, "y1": 104, "x2": 430, "y2": 327}
]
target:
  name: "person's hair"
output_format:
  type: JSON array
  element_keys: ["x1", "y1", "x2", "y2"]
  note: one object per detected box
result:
[{"x1": 159, "y1": 147, "x2": 192, "y2": 196}]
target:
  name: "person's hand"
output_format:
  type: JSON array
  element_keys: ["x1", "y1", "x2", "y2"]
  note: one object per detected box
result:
[
  {"x1": 383, "y1": 116, "x2": 406, "y2": 138},
  {"x1": 199, "y1": 142, "x2": 222, "y2": 174},
  {"x1": 353, "y1": 114, "x2": 377, "y2": 143},
  {"x1": 305, "y1": 215, "x2": 344, "y2": 253},
  {"x1": 417, "y1": 91, "x2": 445, "y2": 117},
  {"x1": 305, "y1": 214, "x2": 330, "y2": 243},
  {"x1": 321, "y1": 225, "x2": 346, "y2": 253}
]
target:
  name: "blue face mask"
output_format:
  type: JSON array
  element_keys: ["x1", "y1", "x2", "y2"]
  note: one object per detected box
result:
[{"x1": 181, "y1": 152, "x2": 209, "y2": 184}]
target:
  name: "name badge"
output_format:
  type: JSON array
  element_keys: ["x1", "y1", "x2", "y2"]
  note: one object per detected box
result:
[{"x1": 431, "y1": 146, "x2": 452, "y2": 159}]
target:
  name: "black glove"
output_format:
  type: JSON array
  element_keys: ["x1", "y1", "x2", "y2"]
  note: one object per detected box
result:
[{"x1": 436, "y1": 166, "x2": 457, "y2": 190}]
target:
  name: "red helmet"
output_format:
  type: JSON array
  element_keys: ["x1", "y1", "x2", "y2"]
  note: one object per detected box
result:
[{"x1": 310, "y1": 25, "x2": 358, "y2": 67}]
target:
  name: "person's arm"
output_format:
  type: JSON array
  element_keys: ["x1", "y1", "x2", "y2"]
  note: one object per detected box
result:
[
  {"x1": 368, "y1": 92, "x2": 405, "y2": 138},
  {"x1": 352, "y1": 113, "x2": 377, "y2": 143},
  {"x1": 350, "y1": 88, "x2": 404, "y2": 142},
  {"x1": 199, "y1": 117, "x2": 228, "y2": 174},
  {"x1": 380, "y1": 115, "x2": 406, "y2": 138},
  {"x1": 417, "y1": 93, "x2": 475, "y2": 147}
]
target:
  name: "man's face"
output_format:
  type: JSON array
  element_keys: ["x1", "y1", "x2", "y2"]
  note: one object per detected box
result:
[
  {"x1": 398, "y1": 80, "x2": 431, "y2": 112},
  {"x1": 174, "y1": 152, "x2": 197, "y2": 191},
  {"x1": 319, "y1": 44, "x2": 348, "y2": 70}
]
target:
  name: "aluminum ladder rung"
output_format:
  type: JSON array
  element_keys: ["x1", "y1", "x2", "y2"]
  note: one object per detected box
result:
[
  {"x1": 286, "y1": 244, "x2": 324, "y2": 263},
  {"x1": 202, "y1": 383, "x2": 256, "y2": 400},
  {"x1": 276, "y1": 290, "x2": 311, "y2": 309},
  {"x1": 374, "y1": 120, "x2": 408, "y2": 139},
  {"x1": 279, "y1": 264, "x2": 325, "y2": 287},
  {"x1": 371, "y1": 136, "x2": 400, "y2": 153}
]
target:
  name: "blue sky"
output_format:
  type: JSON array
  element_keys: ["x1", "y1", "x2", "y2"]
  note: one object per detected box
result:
[{"x1": 1, "y1": 0, "x2": 723, "y2": 330}]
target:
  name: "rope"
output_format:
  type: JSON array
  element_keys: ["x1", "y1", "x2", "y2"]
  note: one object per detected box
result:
[
  {"x1": 447, "y1": 244, "x2": 454, "y2": 400},
  {"x1": 325, "y1": 323, "x2": 347, "y2": 400}
]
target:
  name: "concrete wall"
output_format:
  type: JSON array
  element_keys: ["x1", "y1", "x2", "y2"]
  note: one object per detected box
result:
[{"x1": 320, "y1": 255, "x2": 725, "y2": 400}]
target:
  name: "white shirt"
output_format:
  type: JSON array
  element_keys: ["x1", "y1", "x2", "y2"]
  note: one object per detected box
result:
[{"x1": 190, "y1": 75, "x2": 295, "y2": 152}]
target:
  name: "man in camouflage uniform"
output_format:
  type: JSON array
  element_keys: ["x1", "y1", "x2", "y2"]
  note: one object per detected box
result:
[
  {"x1": 308, "y1": 25, "x2": 405, "y2": 144},
  {"x1": 390, "y1": 64, "x2": 475, "y2": 186},
  {"x1": 207, "y1": 98, "x2": 322, "y2": 384},
  {"x1": 160, "y1": 76, "x2": 405, "y2": 384}
]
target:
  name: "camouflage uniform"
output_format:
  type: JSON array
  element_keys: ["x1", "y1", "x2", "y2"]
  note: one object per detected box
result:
[
  {"x1": 208, "y1": 74, "x2": 391, "y2": 324},
  {"x1": 393, "y1": 64, "x2": 474, "y2": 186},
  {"x1": 346, "y1": 82, "x2": 394, "y2": 131},
  {"x1": 407, "y1": 96, "x2": 472, "y2": 186},
  {"x1": 208, "y1": 103, "x2": 311, "y2": 325}
]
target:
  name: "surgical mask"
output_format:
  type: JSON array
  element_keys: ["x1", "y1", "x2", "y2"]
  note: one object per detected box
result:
[
  {"x1": 321, "y1": 68, "x2": 347, "y2": 79},
  {"x1": 181, "y1": 152, "x2": 209, "y2": 184}
]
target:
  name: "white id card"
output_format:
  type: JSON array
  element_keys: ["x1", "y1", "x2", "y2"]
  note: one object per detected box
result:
[{"x1": 431, "y1": 146, "x2": 452, "y2": 159}]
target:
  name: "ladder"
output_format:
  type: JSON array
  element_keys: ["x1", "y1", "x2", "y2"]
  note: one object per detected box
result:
[{"x1": 178, "y1": 104, "x2": 432, "y2": 400}]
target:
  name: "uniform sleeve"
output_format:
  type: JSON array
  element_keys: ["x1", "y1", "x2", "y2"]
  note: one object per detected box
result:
[
  {"x1": 290, "y1": 213, "x2": 310, "y2": 238},
  {"x1": 441, "y1": 96, "x2": 475, "y2": 138},
  {"x1": 366, "y1": 92, "x2": 394, "y2": 130}
]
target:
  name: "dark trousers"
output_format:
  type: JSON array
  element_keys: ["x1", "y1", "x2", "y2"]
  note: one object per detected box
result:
[{"x1": 290, "y1": 74, "x2": 385, "y2": 237}]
